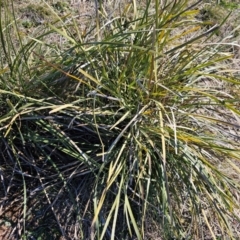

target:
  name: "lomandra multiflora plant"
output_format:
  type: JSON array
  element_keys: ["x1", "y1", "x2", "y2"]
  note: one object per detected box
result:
[{"x1": 0, "y1": 0, "x2": 240, "y2": 239}]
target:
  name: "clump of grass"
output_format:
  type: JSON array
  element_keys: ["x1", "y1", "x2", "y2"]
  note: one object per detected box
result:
[
  {"x1": 219, "y1": 0, "x2": 240, "y2": 10},
  {"x1": 0, "y1": 0, "x2": 240, "y2": 239}
]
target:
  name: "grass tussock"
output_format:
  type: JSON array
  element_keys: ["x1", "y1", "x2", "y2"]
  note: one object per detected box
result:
[{"x1": 0, "y1": 0, "x2": 240, "y2": 239}]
